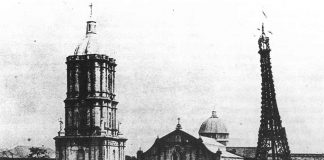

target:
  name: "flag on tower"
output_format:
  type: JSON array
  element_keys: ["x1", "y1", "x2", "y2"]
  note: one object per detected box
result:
[{"x1": 262, "y1": 11, "x2": 267, "y2": 18}]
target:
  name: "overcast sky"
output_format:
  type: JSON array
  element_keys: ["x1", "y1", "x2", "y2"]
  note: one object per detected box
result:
[{"x1": 0, "y1": 0, "x2": 324, "y2": 156}]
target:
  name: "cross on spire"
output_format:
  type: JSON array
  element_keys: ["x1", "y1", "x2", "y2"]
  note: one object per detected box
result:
[
  {"x1": 176, "y1": 117, "x2": 182, "y2": 130},
  {"x1": 89, "y1": 3, "x2": 93, "y2": 18}
]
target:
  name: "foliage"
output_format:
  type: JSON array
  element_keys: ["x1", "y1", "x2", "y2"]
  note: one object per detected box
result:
[
  {"x1": 28, "y1": 147, "x2": 49, "y2": 158},
  {"x1": 125, "y1": 155, "x2": 137, "y2": 160},
  {"x1": 1, "y1": 150, "x2": 14, "y2": 158}
]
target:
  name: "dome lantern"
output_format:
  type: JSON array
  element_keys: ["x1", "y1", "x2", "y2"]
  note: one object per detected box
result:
[
  {"x1": 86, "y1": 3, "x2": 96, "y2": 35},
  {"x1": 74, "y1": 3, "x2": 99, "y2": 55}
]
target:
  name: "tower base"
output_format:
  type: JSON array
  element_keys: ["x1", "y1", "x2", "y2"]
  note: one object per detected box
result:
[{"x1": 54, "y1": 136, "x2": 126, "y2": 160}]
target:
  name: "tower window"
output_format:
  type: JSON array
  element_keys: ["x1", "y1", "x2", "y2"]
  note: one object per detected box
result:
[
  {"x1": 88, "y1": 24, "x2": 91, "y2": 32},
  {"x1": 109, "y1": 112, "x2": 112, "y2": 128}
]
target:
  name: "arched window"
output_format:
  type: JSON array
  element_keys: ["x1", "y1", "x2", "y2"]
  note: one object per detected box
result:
[{"x1": 77, "y1": 149, "x2": 85, "y2": 160}]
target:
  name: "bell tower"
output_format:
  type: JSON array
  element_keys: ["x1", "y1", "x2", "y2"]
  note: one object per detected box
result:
[{"x1": 54, "y1": 3, "x2": 127, "y2": 160}]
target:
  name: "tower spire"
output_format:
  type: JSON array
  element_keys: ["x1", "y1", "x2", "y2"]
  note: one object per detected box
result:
[
  {"x1": 89, "y1": 3, "x2": 93, "y2": 18},
  {"x1": 255, "y1": 23, "x2": 291, "y2": 160},
  {"x1": 176, "y1": 118, "x2": 182, "y2": 130},
  {"x1": 85, "y1": 2, "x2": 96, "y2": 35},
  {"x1": 258, "y1": 23, "x2": 270, "y2": 51}
]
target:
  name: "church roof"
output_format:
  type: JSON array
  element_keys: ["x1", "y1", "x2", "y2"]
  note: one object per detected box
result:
[
  {"x1": 201, "y1": 137, "x2": 242, "y2": 159},
  {"x1": 201, "y1": 136, "x2": 226, "y2": 148},
  {"x1": 199, "y1": 111, "x2": 229, "y2": 134},
  {"x1": 142, "y1": 126, "x2": 242, "y2": 159},
  {"x1": 74, "y1": 32, "x2": 99, "y2": 55}
]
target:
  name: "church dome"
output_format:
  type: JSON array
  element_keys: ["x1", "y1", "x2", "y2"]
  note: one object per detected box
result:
[
  {"x1": 199, "y1": 111, "x2": 228, "y2": 134},
  {"x1": 74, "y1": 20, "x2": 99, "y2": 55},
  {"x1": 74, "y1": 34, "x2": 99, "y2": 55}
]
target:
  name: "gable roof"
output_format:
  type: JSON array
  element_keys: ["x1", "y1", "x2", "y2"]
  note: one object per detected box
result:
[
  {"x1": 144, "y1": 129, "x2": 204, "y2": 154},
  {"x1": 143, "y1": 129, "x2": 243, "y2": 159}
]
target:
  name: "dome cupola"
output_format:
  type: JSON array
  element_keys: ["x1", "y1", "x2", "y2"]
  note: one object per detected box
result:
[
  {"x1": 74, "y1": 3, "x2": 99, "y2": 55},
  {"x1": 199, "y1": 111, "x2": 229, "y2": 146}
]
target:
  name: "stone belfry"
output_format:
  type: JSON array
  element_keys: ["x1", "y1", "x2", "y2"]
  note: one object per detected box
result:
[
  {"x1": 54, "y1": 4, "x2": 127, "y2": 160},
  {"x1": 255, "y1": 24, "x2": 291, "y2": 160}
]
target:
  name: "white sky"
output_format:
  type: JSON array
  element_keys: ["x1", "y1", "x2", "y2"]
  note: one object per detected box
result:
[{"x1": 0, "y1": 0, "x2": 324, "y2": 156}]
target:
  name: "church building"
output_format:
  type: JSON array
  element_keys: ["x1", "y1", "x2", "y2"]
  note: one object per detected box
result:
[
  {"x1": 54, "y1": 4, "x2": 127, "y2": 160},
  {"x1": 137, "y1": 111, "x2": 243, "y2": 160}
]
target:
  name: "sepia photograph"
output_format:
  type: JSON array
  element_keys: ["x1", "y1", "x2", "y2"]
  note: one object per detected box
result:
[{"x1": 0, "y1": 0, "x2": 323, "y2": 160}]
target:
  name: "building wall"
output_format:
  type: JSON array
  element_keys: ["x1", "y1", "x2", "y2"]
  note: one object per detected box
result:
[
  {"x1": 55, "y1": 137, "x2": 126, "y2": 160},
  {"x1": 226, "y1": 147, "x2": 324, "y2": 160},
  {"x1": 291, "y1": 154, "x2": 324, "y2": 160},
  {"x1": 65, "y1": 55, "x2": 118, "y2": 137},
  {"x1": 143, "y1": 145, "x2": 215, "y2": 160},
  {"x1": 138, "y1": 130, "x2": 220, "y2": 160}
]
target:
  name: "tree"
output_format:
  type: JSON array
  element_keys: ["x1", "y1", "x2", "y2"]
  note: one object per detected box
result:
[
  {"x1": 125, "y1": 155, "x2": 137, "y2": 160},
  {"x1": 1, "y1": 150, "x2": 14, "y2": 158},
  {"x1": 28, "y1": 147, "x2": 49, "y2": 158}
]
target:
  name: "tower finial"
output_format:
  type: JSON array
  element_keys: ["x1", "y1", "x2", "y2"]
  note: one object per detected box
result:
[
  {"x1": 176, "y1": 117, "x2": 182, "y2": 130},
  {"x1": 89, "y1": 3, "x2": 93, "y2": 18},
  {"x1": 85, "y1": 2, "x2": 97, "y2": 35},
  {"x1": 258, "y1": 22, "x2": 270, "y2": 51},
  {"x1": 58, "y1": 117, "x2": 63, "y2": 133},
  {"x1": 262, "y1": 22, "x2": 265, "y2": 34}
]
